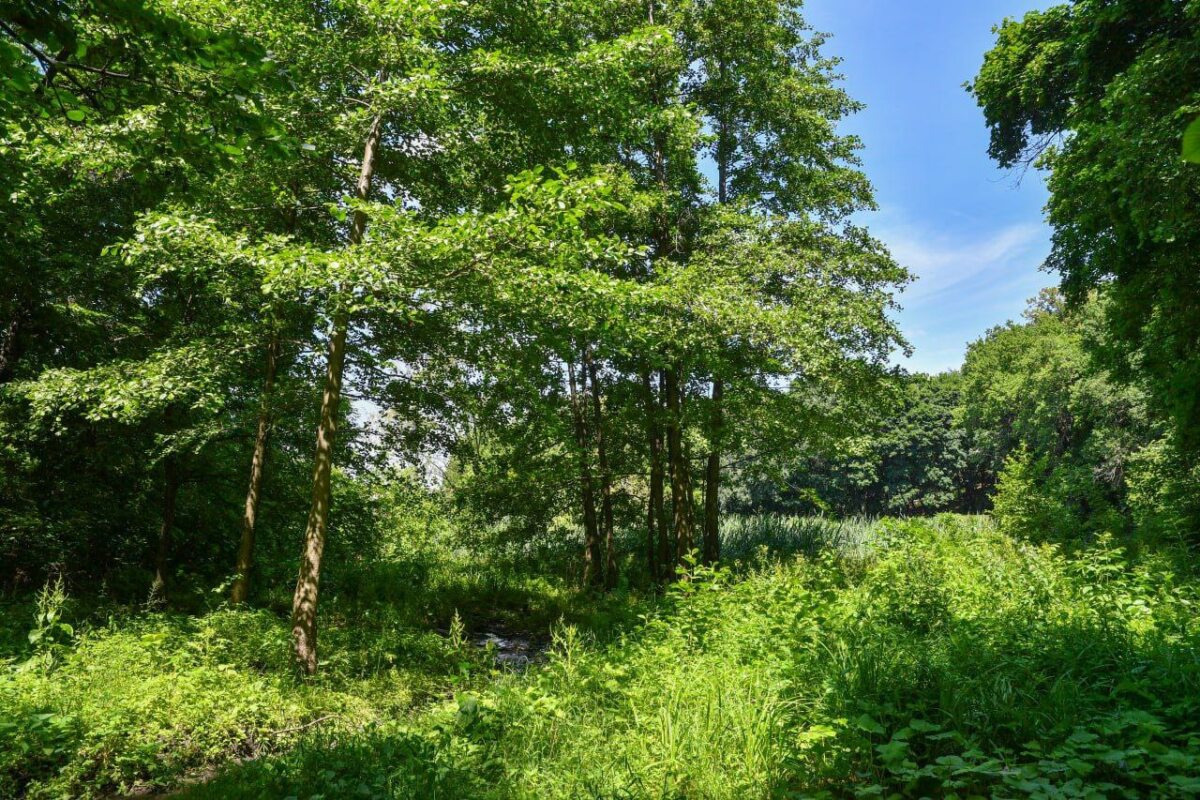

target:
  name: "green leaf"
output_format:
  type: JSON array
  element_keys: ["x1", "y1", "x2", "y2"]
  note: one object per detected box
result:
[
  {"x1": 66, "y1": 109, "x2": 86, "y2": 122},
  {"x1": 1169, "y1": 774, "x2": 1200, "y2": 792},
  {"x1": 856, "y1": 714, "x2": 886, "y2": 735},
  {"x1": 1184, "y1": 117, "x2": 1200, "y2": 164},
  {"x1": 875, "y1": 739, "x2": 909, "y2": 766},
  {"x1": 1066, "y1": 758, "x2": 1095, "y2": 775}
]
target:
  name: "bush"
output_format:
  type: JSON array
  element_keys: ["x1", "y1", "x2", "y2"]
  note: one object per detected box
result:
[
  {"x1": 0, "y1": 605, "x2": 473, "y2": 798},
  {"x1": 5, "y1": 515, "x2": 1199, "y2": 798},
  {"x1": 1126, "y1": 435, "x2": 1200, "y2": 546},
  {"x1": 189, "y1": 515, "x2": 1200, "y2": 799},
  {"x1": 991, "y1": 447, "x2": 1075, "y2": 540}
]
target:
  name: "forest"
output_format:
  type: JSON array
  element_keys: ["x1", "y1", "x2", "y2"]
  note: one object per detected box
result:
[{"x1": 1, "y1": 0, "x2": 1199, "y2": 797}]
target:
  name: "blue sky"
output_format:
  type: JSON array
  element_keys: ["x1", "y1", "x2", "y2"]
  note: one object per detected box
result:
[{"x1": 804, "y1": 0, "x2": 1054, "y2": 374}]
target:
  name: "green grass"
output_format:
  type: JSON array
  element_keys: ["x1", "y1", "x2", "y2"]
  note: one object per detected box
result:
[
  {"x1": 718, "y1": 512, "x2": 878, "y2": 562},
  {"x1": 3, "y1": 515, "x2": 1199, "y2": 798},
  {"x1": 0, "y1": 607, "x2": 473, "y2": 798}
]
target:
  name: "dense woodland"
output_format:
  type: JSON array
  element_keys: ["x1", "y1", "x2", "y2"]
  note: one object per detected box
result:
[{"x1": 1, "y1": 0, "x2": 1199, "y2": 798}]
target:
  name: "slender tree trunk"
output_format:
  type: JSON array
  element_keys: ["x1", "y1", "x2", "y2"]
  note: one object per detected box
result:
[
  {"x1": 702, "y1": 378, "x2": 723, "y2": 565},
  {"x1": 567, "y1": 358, "x2": 603, "y2": 588},
  {"x1": 149, "y1": 455, "x2": 181, "y2": 605},
  {"x1": 647, "y1": 55, "x2": 677, "y2": 577},
  {"x1": 700, "y1": 117, "x2": 732, "y2": 566},
  {"x1": 645, "y1": 0, "x2": 689, "y2": 576},
  {"x1": 585, "y1": 351, "x2": 617, "y2": 589},
  {"x1": 291, "y1": 111, "x2": 384, "y2": 676},
  {"x1": 664, "y1": 365, "x2": 693, "y2": 572},
  {"x1": 658, "y1": 369, "x2": 675, "y2": 576},
  {"x1": 681, "y1": 434, "x2": 696, "y2": 564},
  {"x1": 232, "y1": 189, "x2": 297, "y2": 605},
  {"x1": 641, "y1": 370, "x2": 664, "y2": 582},
  {"x1": 231, "y1": 334, "x2": 280, "y2": 605},
  {"x1": 656, "y1": 451, "x2": 671, "y2": 576}
]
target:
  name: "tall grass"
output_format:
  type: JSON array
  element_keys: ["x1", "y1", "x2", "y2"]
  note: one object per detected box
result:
[
  {"x1": 718, "y1": 513, "x2": 879, "y2": 562},
  {"x1": 4, "y1": 514, "x2": 1199, "y2": 798},
  {"x1": 192, "y1": 516, "x2": 1200, "y2": 799}
]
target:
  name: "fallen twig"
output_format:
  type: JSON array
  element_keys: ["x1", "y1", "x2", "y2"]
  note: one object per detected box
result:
[{"x1": 271, "y1": 714, "x2": 336, "y2": 737}]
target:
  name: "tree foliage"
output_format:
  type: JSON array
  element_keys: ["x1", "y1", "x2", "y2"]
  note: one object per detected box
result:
[{"x1": 970, "y1": 0, "x2": 1200, "y2": 457}]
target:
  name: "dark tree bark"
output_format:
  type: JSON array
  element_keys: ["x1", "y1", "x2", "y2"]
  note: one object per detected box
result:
[
  {"x1": 149, "y1": 455, "x2": 181, "y2": 605},
  {"x1": 656, "y1": 374, "x2": 673, "y2": 576},
  {"x1": 231, "y1": 334, "x2": 279, "y2": 605},
  {"x1": 657, "y1": 369, "x2": 676, "y2": 575},
  {"x1": 664, "y1": 365, "x2": 693, "y2": 571},
  {"x1": 585, "y1": 351, "x2": 617, "y2": 589},
  {"x1": 641, "y1": 369, "x2": 665, "y2": 582},
  {"x1": 567, "y1": 358, "x2": 604, "y2": 588},
  {"x1": 702, "y1": 378, "x2": 723, "y2": 565},
  {"x1": 292, "y1": 110, "x2": 383, "y2": 676}
]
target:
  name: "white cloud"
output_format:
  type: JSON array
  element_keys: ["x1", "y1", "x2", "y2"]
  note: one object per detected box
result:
[
  {"x1": 877, "y1": 221, "x2": 1053, "y2": 374},
  {"x1": 885, "y1": 222, "x2": 1046, "y2": 303}
]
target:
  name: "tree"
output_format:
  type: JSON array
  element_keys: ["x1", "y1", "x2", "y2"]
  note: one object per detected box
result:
[
  {"x1": 1, "y1": 0, "x2": 283, "y2": 384},
  {"x1": 682, "y1": 0, "x2": 889, "y2": 562},
  {"x1": 290, "y1": 100, "x2": 384, "y2": 675},
  {"x1": 970, "y1": 1, "x2": 1200, "y2": 460},
  {"x1": 959, "y1": 292, "x2": 1159, "y2": 534},
  {"x1": 424, "y1": 0, "x2": 907, "y2": 585},
  {"x1": 284, "y1": 0, "x2": 678, "y2": 668},
  {"x1": 666, "y1": 208, "x2": 907, "y2": 519},
  {"x1": 0, "y1": 0, "x2": 324, "y2": 600}
]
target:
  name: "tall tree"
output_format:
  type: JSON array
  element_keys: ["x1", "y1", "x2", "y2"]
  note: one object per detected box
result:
[
  {"x1": 971, "y1": 1, "x2": 1200, "y2": 460},
  {"x1": 425, "y1": 0, "x2": 906, "y2": 584},
  {"x1": 291, "y1": 104, "x2": 385, "y2": 674},
  {"x1": 684, "y1": 0, "x2": 878, "y2": 563}
]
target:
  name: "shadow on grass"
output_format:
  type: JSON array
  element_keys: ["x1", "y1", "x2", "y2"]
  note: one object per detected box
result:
[{"x1": 177, "y1": 727, "x2": 494, "y2": 800}]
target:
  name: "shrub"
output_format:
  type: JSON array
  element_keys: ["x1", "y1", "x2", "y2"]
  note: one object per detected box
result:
[
  {"x1": 6, "y1": 515, "x2": 1200, "y2": 798},
  {"x1": 991, "y1": 447, "x2": 1074, "y2": 540}
]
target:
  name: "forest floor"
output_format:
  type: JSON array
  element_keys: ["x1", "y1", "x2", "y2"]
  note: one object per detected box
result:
[{"x1": 3, "y1": 515, "x2": 1200, "y2": 799}]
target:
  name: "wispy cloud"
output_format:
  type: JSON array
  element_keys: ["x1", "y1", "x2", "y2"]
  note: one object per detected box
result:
[
  {"x1": 886, "y1": 222, "x2": 1046, "y2": 303},
  {"x1": 877, "y1": 221, "x2": 1053, "y2": 374}
]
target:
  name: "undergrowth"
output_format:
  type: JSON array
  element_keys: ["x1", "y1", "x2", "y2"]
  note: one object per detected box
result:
[{"x1": 3, "y1": 515, "x2": 1198, "y2": 798}]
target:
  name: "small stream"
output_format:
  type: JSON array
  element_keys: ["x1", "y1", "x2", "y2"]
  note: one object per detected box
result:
[{"x1": 472, "y1": 629, "x2": 549, "y2": 671}]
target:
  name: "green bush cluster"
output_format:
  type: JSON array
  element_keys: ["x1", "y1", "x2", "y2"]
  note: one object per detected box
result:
[
  {"x1": 0, "y1": 605, "x2": 484, "y2": 798},
  {"x1": 180, "y1": 515, "x2": 1200, "y2": 798}
]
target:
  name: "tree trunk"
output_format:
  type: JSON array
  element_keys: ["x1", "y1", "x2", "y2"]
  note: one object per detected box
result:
[
  {"x1": 643, "y1": 0, "x2": 680, "y2": 577},
  {"x1": 681, "y1": 435, "x2": 696, "y2": 565},
  {"x1": 641, "y1": 370, "x2": 664, "y2": 582},
  {"x1": 231, "y1": 334, "x2": 280, "y2": 605},
  {"x1": 701, "y1": 115, "x2": 732, "y2": 566},
  {"x1": 149, "y1": 455, "x2": 181, "y2": 605},
  {"x1": 567, "y1": 358, "x2": 604, "y2": 588},
  {"x1": 291, "y1": 110, "x2": 383, "y2": 676},
  {"x1": 657, "y1": 369, "x2": 676, "y2": 575},
  {"x1": 702, "y1": 378, "x2": 723, "y2": 564},
  {"x1": 664, "y1": 365, "x2": 693, "y2": 572},
  {"x1": 586, "y1": 351, "x2": 617, "y2": 589}
]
